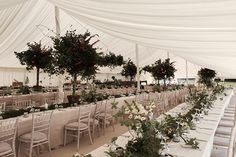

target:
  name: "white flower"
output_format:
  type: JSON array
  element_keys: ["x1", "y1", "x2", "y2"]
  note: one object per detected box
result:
[
  {"x1": 128, "y1": 114, "x2": 133, "y2": 119},
  {"x1": 73, "y1": 153, "x2": 80, "y2": 157}
]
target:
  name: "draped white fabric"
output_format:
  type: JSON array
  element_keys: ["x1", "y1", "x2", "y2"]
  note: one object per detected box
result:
[
  {"x1": 0, "y1": 0, "x2": 235, "y2": 77},
  {"x1": 0, "y1": 0, "x2": 28, "y2": 9},
  {"x1": 47, "y1": 0, "x2": 236, "y2": 76}
]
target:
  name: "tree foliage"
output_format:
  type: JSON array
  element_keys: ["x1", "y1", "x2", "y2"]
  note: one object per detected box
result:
[
  {"x1": 51, "y1": 30, "x2": 124, "y2": 95},
  {"x1": 198, "y1": 68, "x2": 216, "y2": 87},
  {"x1": 143, "y1": 58, "x2": 176, "y2": 85},
  {"x1": 121, "y1": 59, "x2": 137, "y2": 81},
  {"x1": 14, "y1": 42, "x2": 53, "y2": 87}
]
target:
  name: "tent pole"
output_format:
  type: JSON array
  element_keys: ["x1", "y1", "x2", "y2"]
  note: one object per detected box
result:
[
  {"x1": 55, "y1": 6, "x2": 64, "y2": 103},
  {"x1": 55, "y1": 6, "x2": 60, "y2": 37},
  {"x1": 186, "y1": 60, "x2": 188, "y2": 85},
  {"x1": 135, "y1": 44, "x2": 140, "y2": 93},
  {"x1": 167, "y1": 51, "x2": 170, "y2": 59}
]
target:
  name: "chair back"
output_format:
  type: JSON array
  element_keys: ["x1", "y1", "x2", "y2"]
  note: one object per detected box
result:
[
  {"x1": 44, "y1": 97, "x2": 56, "y2": 105},
  {"x1": 104, "y1": 99, "x2": 116, "y2": 117},
  {"x1": 0, "y1": 118, "x2": 18, "y2": 145},
  {"x1": 32, "y1": 111, "x2": 53, "y2": 140},
  {"x1": 14, "y1": 99, "x2": 31, "y2": 109},
  {"x1": 79, "y1": 105, "x2": 91, "y2": 128},
  {"x1": 94, "y1": 102, "x2": 102, "y2": 119},
  {"x1": 228, "y1": 125, "x2": 236, "y2": 157},
  {"x1": 0, "y1": 102, "x2": 6, "y2": 112}
]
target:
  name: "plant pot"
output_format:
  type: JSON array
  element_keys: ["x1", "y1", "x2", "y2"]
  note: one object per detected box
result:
[
  {"x1": 173, "y1": 135, "x2": 180, "y2": 142},
  {"x1": 115, "y1": 147, "x2": 125, "y2": 157},
  {"x1": 123, "y1": 114, "x2": 130, "y2": 120},
  {"x1": 33, "y1": 86, "x2": 43, "y2": 92},
  {"x1": 67, "y1": 95, "x2": 80, "y2": 104}
]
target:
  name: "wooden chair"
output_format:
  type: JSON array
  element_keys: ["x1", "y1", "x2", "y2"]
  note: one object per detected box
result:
[
  {"x1": 0, "y1": 102, "x2": 6, "y2": 112},
  {"x1": 0, "y1": 118, "x2": 18, "y2": 157},
  {"x1": 18, "y1": 111, "x2": 53, "y2": 157},
  {"x1": 91, "y1": 102, "x2": 102, "y2": 140},
  {"x1": 64, "y1": 105, "x2": 93, "y2": 151},
  {"x1": 14, "y1": 99, "x2": 31, "y2": 109},
  {"x1": 99, "y1": 99, "x2": 115, "y2": 134},
  {"x1": 44, "y1": 98, "x2": 57, "y2": 106},
  {"x1": 212, "y1": 102, "x2": 236, "y2": 157},
  {"x1": 211, "y1": 126, "x2": 236, "y2": 157}
]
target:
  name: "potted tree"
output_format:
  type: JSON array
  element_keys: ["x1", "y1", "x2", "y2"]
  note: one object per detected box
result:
[
  {"x1": 198, "y1": 68, "x2": 216, "y2": 88},
  {"x1": 162, "y1": 58, "x2": 176, "y2": 86},
  {"x1": 15, "y1": 42, "x2": 53, "y2": 91},
  {"x1": 121, "y1": 59, "x2": 137, "y2": 82},
  {"x1": 143, "y1": 59, "x2": 163, "y2": 85},
  {"x1": 51, "y1": 30, "x2": 124, "y2": 104}
]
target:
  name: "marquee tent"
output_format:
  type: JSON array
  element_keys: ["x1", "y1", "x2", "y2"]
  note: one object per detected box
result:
[{"x1": 0, "y1": 0, "x2": 235, "y2": 86}]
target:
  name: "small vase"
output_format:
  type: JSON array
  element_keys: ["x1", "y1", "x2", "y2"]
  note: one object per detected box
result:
[
  {"x1": 123, "y1": 114, "x2": 129, "y2": 120},
  {"x1": 115, "y1": 147, "x2": 125, "y2": 157},
  {"x1": 173, "y1": 134, "x2": 180, "y2": 142}
]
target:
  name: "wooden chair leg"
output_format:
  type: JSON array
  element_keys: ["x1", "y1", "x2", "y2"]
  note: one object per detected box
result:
[
  {"x1": 48, "y1": 142, "x2": 52, "y2": 157},
  {"x1": 36, "y1": 146, "x2": 40, "y2": 155},
  {"x1": 92, "y1": 125, "x2": 95, "y2": 141},
  {"x1": 97, "y1": 124, "x2": 100, "y2": 137},
  {"x1": 64, "y1": 129, "x2": 67, "y2": 146},
  {"x1": 88, "y1": 128, "x2": 93, "y2": 145},
  {"x1": 18, "y1": 142, "x2": 21, "y2": 157},
  {"x1": 29, "y1": 143, "x2": 33, "y2": 157},
  {"x1": 77, "y1": 131, "x2": 80, "y2": 152}
]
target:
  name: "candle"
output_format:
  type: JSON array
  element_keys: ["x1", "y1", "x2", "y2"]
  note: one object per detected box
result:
[{"x1": 45, "y1": 103, "x2": 48, "y2": 110}]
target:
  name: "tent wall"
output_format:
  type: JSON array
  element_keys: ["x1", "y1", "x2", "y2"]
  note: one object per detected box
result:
[{"x1": 0, "y1": 68, "x2": 58, "y2": 86}]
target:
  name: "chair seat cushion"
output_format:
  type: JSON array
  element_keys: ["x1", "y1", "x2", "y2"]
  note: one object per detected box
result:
[
  {"x1": 224, "y1": 113, "x2": 234, "y2": 117},
  {"x1": 99, "y1": 113, "x2": 112, "y2": 119},
  {"x1": 65, "y1": 122, "x2": 88, "y2": 130},
  {"x1": 105, "y1": 119, "x2": 114, "y2": 125},
  {"x1": 219, "y1": 120, "x2": 234, "y2": 127},
  {"x1": 221, "y1": 116, "x2": 235, "y2": 121},
  {"x1": 91, "y1": 119, "x2": 99, "y2": 125},
  {"x1": 82, "y1": 118, "x2": 99, "y2": 126},
  {"x1": 0, "y1": 142, "x2": 12, "y2": 155},
  {"x1": 216, "y1": 127, "x2": 232, "y2": 136},
  {"x1": 19, "y1": 131, "x2": 47, "y2": 143},
  {"x1": 214, "y1": 136, "x2": 230, "y2": 147},
  {"x1": 211, "y1": 147, "x2": 228, "y2": 157},
  {"x1": 224, "y1": 110, "x2": 234, "y2": 114},
  {"x1": 227, "y1": 105, "x2": 235, "y2": 109}
]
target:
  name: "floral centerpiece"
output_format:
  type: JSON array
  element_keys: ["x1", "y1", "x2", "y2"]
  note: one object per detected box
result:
[{"x1": 110, "y1": 101, "x2": 165, "y2": 157}]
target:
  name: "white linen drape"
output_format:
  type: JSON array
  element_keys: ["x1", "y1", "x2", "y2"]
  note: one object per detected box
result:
[
  {"x1": 0, "y1": 0, "x2": 28, "y2": 9},
  {"x1": 0, "y1": 0, "x2": 235, "y2": 77},
  {"x1": 47, "y1": 0, "x2": 236, "y2": 76}
]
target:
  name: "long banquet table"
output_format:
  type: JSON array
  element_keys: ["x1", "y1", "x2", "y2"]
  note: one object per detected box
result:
[
  {"x1": 88, "y1": 90, "x2": 234, "y2": 157},
  {"x1": 17, "y1": 95, "x2": 136, "y2": 150}
]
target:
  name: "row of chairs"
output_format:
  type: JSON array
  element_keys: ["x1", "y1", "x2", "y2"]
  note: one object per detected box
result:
[
  {"x1": 0, "y1": 111, "x2": 52, "y2": 157},
  {"x1": 135, "y1": 89, "x2": 188, "y2": 117},
  {"x1": 211, "y1": 96, "x2": 236, "y2": 157},
  {"x1": 0, "y1": 89, "x2": 188, "y2": 157},
  {"x1": 0, "y1": 97, "x2": 58, "y2": 111},
  {"x1": 64, "y1": 99, "x2": 115, "y2": 151},
  {"x1": 0, "y1": 99, "x2": 116, "y2": 157}
]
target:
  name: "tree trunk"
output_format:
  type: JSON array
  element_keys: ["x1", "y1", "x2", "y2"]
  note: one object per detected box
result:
[
  {"x1": 157, "y1": 79, "x2": 160, "y2": 85},
  {"x1": 36, "y1": 68, "x2": 40, "y2": 87},
  {"x1": 72, "y1": 74, "x2": 77, "y2": 96},
  {"x1": 164, "y1": 79, "x2": 166, "y2": 86}
]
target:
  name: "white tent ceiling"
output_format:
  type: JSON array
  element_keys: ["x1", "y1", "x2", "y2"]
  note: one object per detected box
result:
[{"x1": 0, "y1": 0, "x2": 235, "y2": 78}]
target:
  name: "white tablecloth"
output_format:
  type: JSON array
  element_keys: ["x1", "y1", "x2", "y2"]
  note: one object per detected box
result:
[
  {"x1": 17, "y1": 95, "x2": 136, "y2": 149},
  {"x1": 88, "y1": 90, "x2": 234, "y2": 157}
]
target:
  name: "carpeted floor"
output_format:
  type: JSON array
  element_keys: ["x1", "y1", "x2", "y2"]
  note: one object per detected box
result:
[{"x1": 38, "y1": 124, "x2": 128, "y2": 157}]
